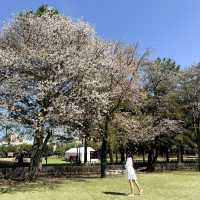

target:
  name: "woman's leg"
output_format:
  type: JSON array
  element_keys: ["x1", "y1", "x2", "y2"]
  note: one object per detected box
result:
[
  {"x1": 128, "y1": 180, "x2": 134, "y2": 194},
  {"x1": 133, "y1": 180, "x2": 143, "y2": 194}
]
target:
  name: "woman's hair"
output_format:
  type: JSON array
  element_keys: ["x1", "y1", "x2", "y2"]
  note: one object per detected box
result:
[
  {"x1": 127, "y1": 152, "x2": 134, "y2": 166},
  {"x1": 127, "y1": 152, "x2": 132, "y2": 158}
]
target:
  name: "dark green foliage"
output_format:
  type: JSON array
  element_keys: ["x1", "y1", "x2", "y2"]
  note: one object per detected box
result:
[
  {"x1": 35, "y1": 4, "x2": 59, "y2": 17},
  {"x1": 0, "y1": 144, "x2": 32, "y2": 157}
]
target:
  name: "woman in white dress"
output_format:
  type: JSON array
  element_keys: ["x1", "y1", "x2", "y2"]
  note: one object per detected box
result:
[{"x1": 125, "y1": 153, "x2": 143, "y2": 196}]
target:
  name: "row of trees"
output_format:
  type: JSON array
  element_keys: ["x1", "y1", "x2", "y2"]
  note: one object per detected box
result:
[
  {"x1": 91, "y1": 57, "x2": 197, "y2": 170},
  {"x1": 0, "y1": 5, "x2": 200, "y2": 180}
]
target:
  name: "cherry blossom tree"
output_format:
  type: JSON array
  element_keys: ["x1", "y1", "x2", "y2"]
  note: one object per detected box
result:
[
  {"x1": 0, "y1": 11, "x2": 109, "y2": 179},
  {"x1": 97, "y1": 43, "x2": 147, "y2": 177}
]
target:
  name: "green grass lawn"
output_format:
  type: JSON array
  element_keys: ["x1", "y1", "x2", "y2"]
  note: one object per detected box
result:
[
  {"x1": 0, "y1": 171, "x2": 200, "y2": 200},
  {"x1": 0, "y1": 157, "x2": 67, "y2": 165},
  {"x1": 42, "y1": 157, "x2": 67, "y2": 165}
]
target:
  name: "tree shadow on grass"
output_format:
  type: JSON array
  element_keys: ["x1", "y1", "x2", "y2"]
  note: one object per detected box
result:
[
  {"x1": 69, "y1": 179, "x2": 87, "y2": 182},
  {"x1": 68, "y1": 176, "x2": 100, "y2": 182},
  {"x1": 103, "y1": 191, "x2": 127, "y2": 196},
  {"x1": 0, "y1": 178, "x2": 65, "y2": 194},
  {"x1": 0, "y1": 176, "x2": 94, "y2": 194}
]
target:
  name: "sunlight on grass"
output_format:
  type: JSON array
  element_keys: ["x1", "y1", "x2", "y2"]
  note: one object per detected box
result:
[
  {"x1": 0, "y1": 171, "x2": 200, "y2": 200},
  {"x1": 42, "y1": 157, "x2": 67, "y2": 165}
]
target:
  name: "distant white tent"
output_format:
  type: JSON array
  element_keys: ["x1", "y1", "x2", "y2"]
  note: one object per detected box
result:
[{"x1": 65, "y1": 147, "x2": 99, "y2": 163}]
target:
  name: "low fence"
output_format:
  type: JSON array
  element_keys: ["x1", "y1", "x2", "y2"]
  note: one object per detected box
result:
[
  {"x1": 0, "y1": 162, "x2": 199, "y2": 180},
  {"x1": 154, "y1": 162, "x2": 198, "y2": 171},
  {"x1": 40, "y1": 164, "x2": 126, "y2": 177},
  {"x1": 0, "y1": 164, "x2": 125, "y2": 179}
]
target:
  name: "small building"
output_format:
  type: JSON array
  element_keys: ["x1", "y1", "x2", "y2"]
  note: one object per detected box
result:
[{"x1": 65, "y1": 147, "x2": 99, "y2": 163}]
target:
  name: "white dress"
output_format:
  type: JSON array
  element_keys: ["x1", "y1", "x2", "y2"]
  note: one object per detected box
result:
[{"x1": 125, "y1": 157, "x2": 137, "y2": 180}]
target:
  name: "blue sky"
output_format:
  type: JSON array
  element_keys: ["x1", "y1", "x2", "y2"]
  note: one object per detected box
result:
[{"x1": 0, "y1": 0, "x2": 200, "y2": 67}]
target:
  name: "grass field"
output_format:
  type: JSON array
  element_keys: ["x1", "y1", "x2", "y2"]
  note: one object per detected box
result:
[
  {"x1": 42, "y1": 157, "x2": 67, "y2": 165},
  {"x1": 0, "y1": 157, "x2": 67, "y2": 165},
  {"x1": 0, "y1": 171, "x2": 200, "y2": 200}
]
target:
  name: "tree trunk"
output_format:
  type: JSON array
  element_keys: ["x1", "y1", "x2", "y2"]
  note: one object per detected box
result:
[
  {"x1": 177, "y1": 146, "x2": 182, "y2": 163},
  {"x1": 84, "y1": 136, "x2": 87, "y2": 164},
  {"x1": 76, "y1": 147, "x2": 79, "y2": 163},
  {"x1": 147, "y1": 149, "x2": 154, "y2": 171},
  {"x1": 101, "y1": 135, "x2": 107, "y2": 177},
  {"x1": 29, "y1": 134, "x2": 43, "y2": 180},
  {"x1": 101, "y1": 119, "x2": 109, "y2": 178},
  {"x1": 153, "y1": 148, "x2": 158, "y2": 163},
  {"x1": 180, "y1": 146, "x2": 184, "y2": 162},
  {"x1": 142, "y1": 150, "x2": 145, "y2": 164},
  {"x1": 108, "y1": 143, "x2": 114, "y2": 164},
  {"x1": 119, "y1": 146, "x2": 125, "y2": 164},
  {"x1": 166, "y1": 148, "x2": 169, "y2": 163},
  {"x1": 197, "y1": 126, "x2": 200, "y2": 171},
  {"x1": 115, "y1": 150, "x2": 118, "y2": 164},
  {"x1": 28, "y1": 129, "x2": 52, "y2": 181},
  {"x1": 76, "y1": 146, "x2": 81, "y2": 164}
]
